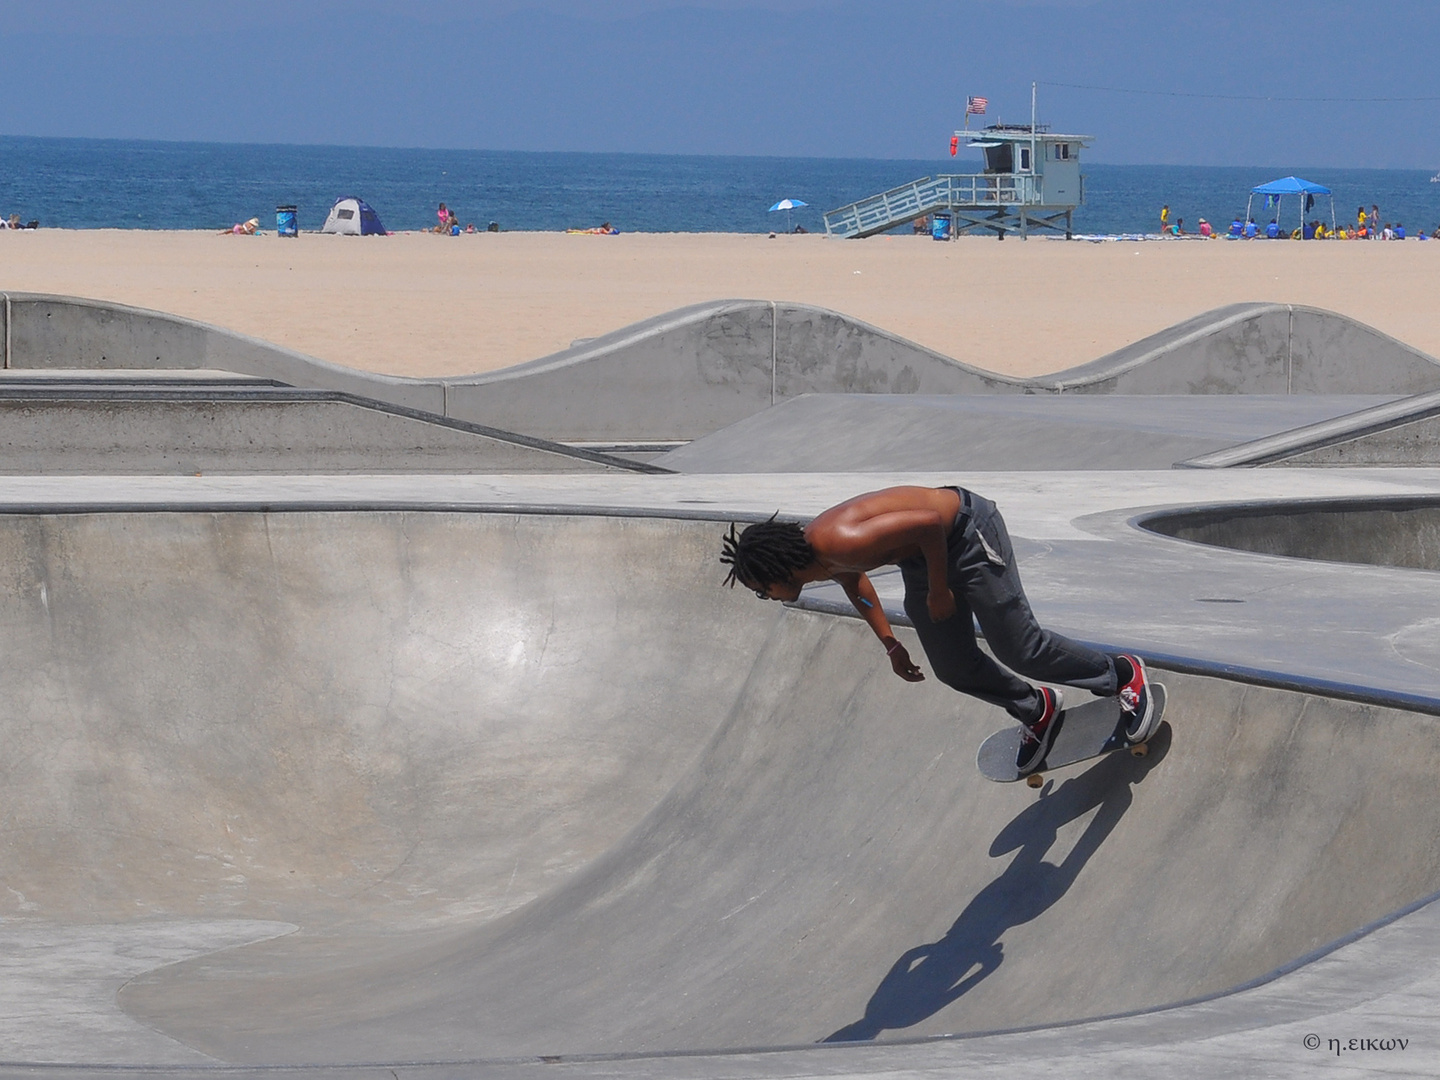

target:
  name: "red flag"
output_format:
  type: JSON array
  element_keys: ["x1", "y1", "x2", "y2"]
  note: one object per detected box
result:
[{"x1": 949, "y1": 135, "x2": 959, "y2": 157}]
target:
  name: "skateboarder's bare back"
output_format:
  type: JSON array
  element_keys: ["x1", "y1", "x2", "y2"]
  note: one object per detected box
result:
[{"x1": 721, "y1": 485, "x2": 1158, "y2": 774}]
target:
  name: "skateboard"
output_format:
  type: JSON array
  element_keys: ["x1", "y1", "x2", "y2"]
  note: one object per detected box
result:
[{"x1": 976, "y1": 683, "x2": 1168, "y2": 788}]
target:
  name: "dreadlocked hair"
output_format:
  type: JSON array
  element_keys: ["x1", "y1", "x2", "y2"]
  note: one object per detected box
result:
[{"x1": 720, "y1": 515, "x2": 815, "y2": 589}]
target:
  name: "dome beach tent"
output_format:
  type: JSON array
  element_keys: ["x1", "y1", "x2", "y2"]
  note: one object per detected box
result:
[
  {"x1": 320, "y1": 196, "x2": 387, "y2": 235},
  {"x1": 1245, "y1": 177, "x2": 1335, "y2": 237}
]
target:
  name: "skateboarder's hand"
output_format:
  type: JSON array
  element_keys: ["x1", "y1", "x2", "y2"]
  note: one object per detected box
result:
[
  {"x1": 927, "y1": 587, "x2": 956, "y2": 623},
  {"x1": 888, "y1": 642, "x2": 925, "y2": 682}
]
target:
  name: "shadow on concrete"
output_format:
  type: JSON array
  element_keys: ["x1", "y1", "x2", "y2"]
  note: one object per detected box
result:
[{"x1": 824, "y1": 725, "x2": 1171, "y2": 1043}]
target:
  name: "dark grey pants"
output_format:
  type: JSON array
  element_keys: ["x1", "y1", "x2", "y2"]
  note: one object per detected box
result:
[{"x1": 899, "y1": 489, "x2": 1117, "y2": 723}]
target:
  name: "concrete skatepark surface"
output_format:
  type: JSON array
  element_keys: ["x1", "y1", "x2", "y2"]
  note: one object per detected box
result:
[
  {"x1": 2, "y1": 296, "x2": 1440, "y2": 1077},
  {"x1": 658, "y1": 393, "x2": 1402, "y2": 472}
]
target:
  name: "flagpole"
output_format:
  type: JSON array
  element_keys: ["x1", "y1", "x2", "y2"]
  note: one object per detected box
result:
[{"x1": 1030, "y1": 81, "x2": 1038, "y2": 179}]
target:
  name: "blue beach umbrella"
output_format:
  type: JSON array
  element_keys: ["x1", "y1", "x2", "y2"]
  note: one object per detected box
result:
[{"x1": 768, "y1": 198, "x2": 808, "y2": 233}]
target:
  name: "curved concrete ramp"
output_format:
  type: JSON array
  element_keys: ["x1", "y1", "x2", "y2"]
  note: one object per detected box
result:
[
  {"x1": 3, "y1": 510, "x2": 1438, "y2": 1066},
  {"x1": 12, "y1": 294, "x2": 1440, "y2": 445},
  {"x1": 1142, "y1": 497, "x2": 1440, "y2": 572},
  {"x1": 0, "y1": 513, "x2": 775, "y2": 936},
  {"x1": 123, "y1": 660, "x2": 1440, "y2": 1063}
]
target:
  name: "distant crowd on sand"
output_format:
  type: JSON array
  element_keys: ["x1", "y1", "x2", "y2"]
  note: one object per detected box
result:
[
  {"x1": 433, "y1": 203, "x2": 501, "y2": 234},
  {"x1": 217, "y1": 201, "x2": 505, "y2": 237},
  {"x1": 1158, "y1": 204, "x2": 1439, "y2": 241},
  {"x1": 4, "y1": 213, "x2": 39, "y2": 230}
]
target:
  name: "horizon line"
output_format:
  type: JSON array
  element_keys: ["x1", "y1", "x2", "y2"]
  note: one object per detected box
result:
[{"x1": 0, "y1": 133, "x2": 1434, "y2": 174}]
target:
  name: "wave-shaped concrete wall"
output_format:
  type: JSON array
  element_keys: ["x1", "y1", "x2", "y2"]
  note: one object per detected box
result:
[
  {"x1": 1049, "y1": 302, "x2": 1440, "y2": 395},
  {"x1": 7, "y1": 293, "x2": 1439, "y2": 442},
  {"x1": 1, "y1": 292, "x2": 444, "y2": 412}
]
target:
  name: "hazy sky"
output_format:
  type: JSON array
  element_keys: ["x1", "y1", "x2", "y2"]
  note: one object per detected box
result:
[{"x1": 2, "y1": 1, "x2": 1437, "y2": 166}]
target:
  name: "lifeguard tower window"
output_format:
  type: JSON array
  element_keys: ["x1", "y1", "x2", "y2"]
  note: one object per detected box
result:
[
  {"x1": 983, "y1": 144, "x2": 1013, "y2": 174},
  {"x1": 1054, "y1": 144, "x2": 1071, "y2": 160},
  {"x1": 1019, "y1": 147, "x2": 1032, "y2": 171}
]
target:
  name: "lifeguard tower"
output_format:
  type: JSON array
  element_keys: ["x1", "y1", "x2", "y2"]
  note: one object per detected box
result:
[{"x1": 824, "y1": 120, "x2": 1093, "y2": 240}]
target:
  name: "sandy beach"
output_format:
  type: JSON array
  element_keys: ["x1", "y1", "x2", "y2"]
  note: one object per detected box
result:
[{"x1": 2, "y1": 228, "x2": 1438, "y2": 379}]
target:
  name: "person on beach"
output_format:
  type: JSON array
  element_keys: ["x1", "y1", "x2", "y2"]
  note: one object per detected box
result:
[
  {"x1": 720, "y1": 486, "x2": 1158, "y2": 775},
  {"x1": 1372, "y1": 205, "x2": 1381, "y2": 239},
  {"x1": 1159, "y1": 205, "x2": 1170, "y2": 233},
  {"x1": 1198, "y1": 218, "x2": 1212, "y2": 237}
]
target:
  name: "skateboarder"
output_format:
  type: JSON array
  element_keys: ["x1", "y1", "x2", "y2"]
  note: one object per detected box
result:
[{"x1": 721, "y1": 485, "x2": 1157, "y2": 774}]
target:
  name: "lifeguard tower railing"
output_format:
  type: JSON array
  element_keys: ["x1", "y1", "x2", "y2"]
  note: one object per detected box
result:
[{"x1": 825, "y1": 173, "x2": 1071, "y2": 239}]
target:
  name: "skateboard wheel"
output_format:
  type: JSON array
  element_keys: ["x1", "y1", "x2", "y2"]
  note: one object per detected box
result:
[
  {"x1": 1025, "y1": 773, "x2": 1045, "y2": 788},
  {"x1": 1129, "y1": 742, "x2": 1149, "y2": 758}
]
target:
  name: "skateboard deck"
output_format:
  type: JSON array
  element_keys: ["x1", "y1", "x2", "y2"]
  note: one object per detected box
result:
[{"x1": 977, "y1": 683, "x2": 1167, "y2": 787}]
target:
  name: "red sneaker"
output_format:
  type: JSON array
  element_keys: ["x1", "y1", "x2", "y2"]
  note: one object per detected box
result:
[
  {"x1": 1117, "y1": 653, "x2": 1158, "y2": 743},
  {"x1": 1017, "y1": 687, "x2": 1064, "y2": 775}
]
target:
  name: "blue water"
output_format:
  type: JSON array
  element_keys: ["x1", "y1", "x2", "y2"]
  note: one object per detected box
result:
[{"x1": 3, "y1": 136, "x2": 1439, "y2": 237}]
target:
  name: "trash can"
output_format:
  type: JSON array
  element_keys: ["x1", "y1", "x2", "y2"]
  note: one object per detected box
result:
[
  {"x1": 276, "y1": 205, "x2": 298, "y2": 238},
  {"x1": 931, "y1": 213, "x2": 952, "y2": 241}
]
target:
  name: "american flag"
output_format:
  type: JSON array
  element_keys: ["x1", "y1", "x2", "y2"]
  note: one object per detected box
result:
[{"x1": 967, "y1": 96, "x2": 988, "y2": 115}]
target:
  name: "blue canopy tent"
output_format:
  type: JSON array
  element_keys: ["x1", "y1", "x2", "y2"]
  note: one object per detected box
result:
[{"x1": 1246, "y1": 177, "x2": 1335, "y2": 238}]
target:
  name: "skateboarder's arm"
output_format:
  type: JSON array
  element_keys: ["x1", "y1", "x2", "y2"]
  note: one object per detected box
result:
[{"x1": 835, "y1": 572, "x2": 924, "y2": 682}]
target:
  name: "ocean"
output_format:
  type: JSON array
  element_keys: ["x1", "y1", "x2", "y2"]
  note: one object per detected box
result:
[{"x1": 3, "y1": 135, "x2": 1439, "y2": 238}]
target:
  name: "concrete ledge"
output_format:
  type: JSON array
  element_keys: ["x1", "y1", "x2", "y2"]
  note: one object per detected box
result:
[
  {"x1": 1181, "y1": 388, "x2": 1440, "y2": 467},
  {"x1": 0, "y1": 391, "x2": 637, "y2": 474}
]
